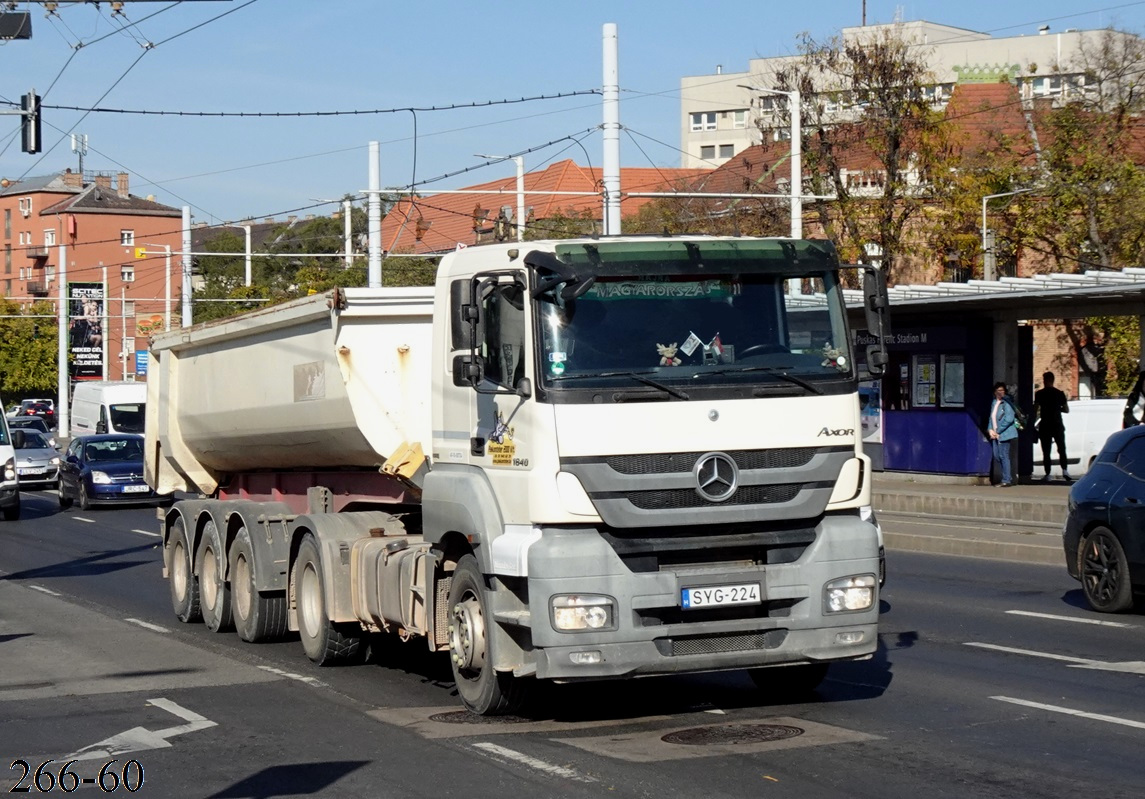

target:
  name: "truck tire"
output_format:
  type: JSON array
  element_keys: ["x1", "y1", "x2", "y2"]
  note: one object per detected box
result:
[
  {"x1": 167, "y1": 517, "x2": 201, "y2": 623},
  {"x1": 447, "y1": 554, "x2": 527, "y2": 715},
  {"x1": 197, "y1": 520, "x2": 233, "y2": 633},
  {"x1": 293, "y1": 534, "x2": 362, "y2": 664},
  {"x1": 230, "y1": 525, "x2": 288, "y2": 642}
]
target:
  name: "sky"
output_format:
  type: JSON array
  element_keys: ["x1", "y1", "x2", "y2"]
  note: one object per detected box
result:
[{"x1": 3, "y1": 0, "x2": 1145, "y2": 228}]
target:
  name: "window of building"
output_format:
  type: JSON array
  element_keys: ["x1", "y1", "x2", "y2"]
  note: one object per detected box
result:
[
  {"x1": 19, "y1": 267, "x2": 26, "y2": 280},
  {"x1": 18, "y1": 231, "x2": 29, "y2": 245},
  {"x1": 18, "y1": 197, "x2": 32, "y2": 216},
  {"x1": 700, "y1": 145, "x2": 716, "y2": 160},
  {"x1": 44, "y1": 229, "x2": 55, "y2": 246},
  {"x1": 4, "y1": 244, "x2": 9, "y2": 274},
  {"x1": 3, "y1": 280, "x2": 9, "y2": 295},
  {"x1": 46, "y1": 265, "x2": 55, "y2": 282},
  {"x1": 123, "y1": 300, "x2": 135, "y2": 317},
  {"x1": 121, "y1": 265, "x2": 135, "y2": 283},
  {"x1": 690, "y1": 112, "x2": 717, "y2": 131},
  {"x1": 3, "y1": 208, "x2": 9, "y2": 239},
  {"x1": 732, "y1": 109, "x2": 748, "y2": 129},
  {"x1": 120, "y1": 230, "x2": 135, "y2": 246},
  {"x1": 719, "y1": 144, "x2": 735, "y2": 159}
]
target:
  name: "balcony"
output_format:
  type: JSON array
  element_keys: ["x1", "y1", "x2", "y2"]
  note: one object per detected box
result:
[
  {"x1": 25, "y1": 246, "x2": 49, "y2": 259},
  {"x1": 27, "y1": 281, "x2": 50, "y2": 296}
]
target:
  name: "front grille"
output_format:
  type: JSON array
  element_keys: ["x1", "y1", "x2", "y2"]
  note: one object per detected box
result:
[
  {"x1": 109, "y1": 473, "x2": 144, "y2": 484},
  {"x1": 627, "y1": 483, "x2": 802, "y2": 510},
  {"x1": 606, "y1": 448, "x2": 819, "y2": 475},
  {"x1": 659, "y1": 629, "x2": 788, "y2": 657}
]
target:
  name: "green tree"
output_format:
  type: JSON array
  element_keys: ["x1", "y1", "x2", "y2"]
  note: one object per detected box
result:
[
  {"x1": 0, "y1": 299, "x2": 58, "y2": 398},
  {"x1": 766, "y1": 26, "x2": 954, "y2": 280}
]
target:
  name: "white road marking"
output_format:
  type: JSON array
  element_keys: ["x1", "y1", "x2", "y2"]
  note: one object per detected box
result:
[
  {"x1": 471, "y1": 742, "x2": 595, "y2": 783},
  {"x1": 131, "y1": 528, "x2": 161, "y2": 537},
  {"x1": 965, "y1": 642, "x2": 1092, "y2": 664},
  {"x1": 124, "y1": 618, "x2": 169, "y2": 633},
  {"x1": 68, "y1": 698, "x2": 217, "y2": 760},
  {"x1": 29, "y1": 585, "x2": 61, "y2": 596},
  {"x1": 992, "y1": 696, "x2": 1145, "y2": 730},
  {"x1": 1006, "y1": 609, "x2": 1130, "y2": 628},
  {"x1": 256, "y1": 665, "x2": 327, "y2": 687},
  {"x1": 965, "y1": 642, "x2": 1145, "y2": 675},
  {"x1": 72, "y1": 516, "x2": 96, "y2": 524}
]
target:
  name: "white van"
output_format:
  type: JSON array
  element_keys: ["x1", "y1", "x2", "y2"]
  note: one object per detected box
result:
[
  {"x1": 0, "y1": 414, "x2": 20, "y2": 521},
  {"x1": 1034, "y1": 398, "x2": 1125, "y2": 478},
  {"x1": 70, "y1": 381, "x2": 147, "y2": 437}
]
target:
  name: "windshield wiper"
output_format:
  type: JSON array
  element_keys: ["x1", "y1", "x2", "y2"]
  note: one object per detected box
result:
[
  {"x1": 696, "y1": 365, "x2": 824, "y2": 395},
  {"x1": 553, "y1": 370, "x2": 691, "y2": 400}
]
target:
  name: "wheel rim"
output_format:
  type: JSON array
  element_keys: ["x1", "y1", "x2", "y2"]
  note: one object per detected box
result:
[
  {"x1": 172, "y1": 539, "x2": 188, "y2": 601},
  {"x1": 299, "y1": 562, "x2": 322, "y2": 637},
  {"x1": 234, "y1": 553, "x2": 252, "y2": 620},
  {"x1": 449, "y1": 590, "x2": 486, "y2": 675},
  {"x1": 201, "y1": 546, "x2": 218, "y2": 610},
  {"x1": 1082, "y1": 533, "x2": 1123, "y2": 605}
]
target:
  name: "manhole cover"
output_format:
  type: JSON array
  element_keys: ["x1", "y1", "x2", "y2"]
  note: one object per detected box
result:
[
  {"x1": 428, "y1": 710, "x2": 530, "y2": 725},
  {"x1": 662, "y1": 723, "x2": 805, "y2": 746}
]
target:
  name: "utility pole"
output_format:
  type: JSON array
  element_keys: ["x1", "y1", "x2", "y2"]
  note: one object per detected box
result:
[
  {"x1": 368, "y1": 141, "x2": 382, "y2": 288},
  {"x1": 56, "y1": 241, "x2": 68, "y2": 436},
  {"x1": 182, "y1": 207, "x2": 192, "y2": 326},
  {"x1": 602, "y1": 23, "x2": 621, "y2": 235}
]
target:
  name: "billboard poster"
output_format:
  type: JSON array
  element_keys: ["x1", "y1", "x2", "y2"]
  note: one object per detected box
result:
[{"x1": 68, "y1": 282, "x2": 104, "y2": 381}]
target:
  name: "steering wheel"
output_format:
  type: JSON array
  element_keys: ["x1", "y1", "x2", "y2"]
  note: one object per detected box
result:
[{"x1": 738, "y1": 343, "x2": 786, "y2": 358}]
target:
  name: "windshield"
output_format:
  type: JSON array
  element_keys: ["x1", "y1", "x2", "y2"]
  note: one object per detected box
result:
[
  {"x1": 110, "y1": 403, "x2": 145, "y2": 433},
  {"x1": 536, "y1": 244, "x2": 852, "y2": 399},
  {"x1": 84, "y1": 437, "x2": 144, "y2": 462},
  {"x1": 16, "y1": 431, "x2": 49, "y2": 449}
]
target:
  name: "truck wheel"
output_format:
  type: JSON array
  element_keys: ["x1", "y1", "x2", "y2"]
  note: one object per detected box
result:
[
  {"x1": 293, "y1": 534, "x2": 362, "y2": 664},
  {"x1": 197, "y1": 520, "x2": 233, "y2": 633},
  {"x1": 447, "y1": 554, "x2": 527, "y2": 715},
  {"x1": 748, "y1": 662, "x2": 830, "y2": 697},
  {"x1": 167, "y1": 517, "x2": 201, "y2": 623},
  {"x1": 230, "y1": 525, "x2": 288, "y2": 642}
]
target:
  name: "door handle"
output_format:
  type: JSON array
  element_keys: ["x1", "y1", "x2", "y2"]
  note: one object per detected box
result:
[{"x1": 1127, "y1": 496, "x2": 1140, "y2": 504}]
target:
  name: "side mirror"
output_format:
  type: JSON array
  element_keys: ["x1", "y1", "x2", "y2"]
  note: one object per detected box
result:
[
  {"x1": 96, "y1": 420, "x2": 108, "y2": 434},
  {"x1": 515, "y1": 377, "x2": 532, "y2": 399},
  {"x1": 452, "y1": 354, "x2": 484, "y2": 388},
  {"x1": 862, "y1": 267, "x2": 891, "y2": 378}
]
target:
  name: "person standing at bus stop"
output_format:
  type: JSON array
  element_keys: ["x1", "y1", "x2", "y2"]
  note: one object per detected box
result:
[
  {"x1": 1033, "y1": 371, "x2": 1071, "y2": 482},
  {"x1": 988, "y1": 381, "x2": 1018, "y2": 487}
]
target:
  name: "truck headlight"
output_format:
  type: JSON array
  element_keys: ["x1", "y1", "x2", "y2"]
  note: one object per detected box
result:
[
  {"x1": 91, "y1": 470, "x2": 112, "y2": 485},
  {"x1": 3, "y1": 457, "x2": 15, "y2": 482},
  {"x1": 551, "y1": 594, "x2": 615, "y2": 631},
  {"x1": 824, "y1": 575, "x2": 876, "y2": 613}
]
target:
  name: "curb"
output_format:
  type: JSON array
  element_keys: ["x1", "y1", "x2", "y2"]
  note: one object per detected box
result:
[{"x1": 883, "y1": 531, "x2": 1063, "y2": 566}]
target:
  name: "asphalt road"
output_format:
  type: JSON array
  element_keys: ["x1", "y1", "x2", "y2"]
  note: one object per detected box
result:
[{"x1": 2, "y1": 490, "x2": 1143, "y2": 798}]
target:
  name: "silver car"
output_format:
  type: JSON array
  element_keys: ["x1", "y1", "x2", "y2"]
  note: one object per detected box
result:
[{"x1": 14, "y1": 430, "x2": 61, "y2": 489}]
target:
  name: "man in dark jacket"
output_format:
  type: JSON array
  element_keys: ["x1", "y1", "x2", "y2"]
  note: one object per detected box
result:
[
  {"x1": 1033, "y1": 371, "x2": 1070, "y2": 482},
  {"x1": 1125, "y1": 363, "x2": 1145, "y2": 428}
]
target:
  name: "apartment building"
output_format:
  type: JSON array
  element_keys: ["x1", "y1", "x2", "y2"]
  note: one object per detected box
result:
[
  {"x1": 0, "y1": 169, "x2": 181, "y2": 381},
  {"x1": 679, "y1": 20, "x2": 1141, "y2": 168}
]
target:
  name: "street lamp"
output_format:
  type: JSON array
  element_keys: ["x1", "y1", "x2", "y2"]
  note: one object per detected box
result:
[
  {"x1": 217, "y1": 222, "x2": 254, "y2": 286},
  {"x1": 981, "y1": 189, "x2": 1034, "y2": 281},
  {"x1": 136, "y1": 243, "x2": 172, "y2": 331},
  {"x1": 738, "y1": 84, "x2": 801, "y2": 242},
  {"x1": 475, "y1": 154, "x2": 525, "y2": 242}
]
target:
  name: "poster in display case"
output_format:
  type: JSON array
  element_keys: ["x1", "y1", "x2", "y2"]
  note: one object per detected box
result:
[
  {"x1": 912, "y1": 354, "x2": 937, "y2": 407},
  {"x1": 941, "y1": 354, "x2": 965, "y2": 407}
]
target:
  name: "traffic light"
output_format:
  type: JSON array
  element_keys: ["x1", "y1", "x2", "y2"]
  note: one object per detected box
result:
[{"x1": 21, "y1": 91, "x2": 40, "y2": 154}]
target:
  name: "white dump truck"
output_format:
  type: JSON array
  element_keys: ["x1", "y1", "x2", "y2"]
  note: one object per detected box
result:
[{"x1": 146, "y1": 236, "x2": 891, "y2": 715}]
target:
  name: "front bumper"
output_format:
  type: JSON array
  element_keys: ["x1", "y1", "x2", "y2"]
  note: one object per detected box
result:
[
  {"x1": 523, "y1": 515, "x2": 879, "y2": 681},
  {"x1": 87, "y1": 483, "x2": 163, "y2": 505},
  {"x1": 16, "y1": 466, "x2": 59, "y2": 489}
]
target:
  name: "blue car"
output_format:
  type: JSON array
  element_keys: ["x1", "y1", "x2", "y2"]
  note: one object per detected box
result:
[{"x1": 58, "y1": 434, "x2": 164, "y2": 510}]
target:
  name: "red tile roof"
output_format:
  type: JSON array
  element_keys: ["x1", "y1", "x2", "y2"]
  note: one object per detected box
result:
[{"x1": 382, "y1": 159, "x2": 705, "y2": 254}]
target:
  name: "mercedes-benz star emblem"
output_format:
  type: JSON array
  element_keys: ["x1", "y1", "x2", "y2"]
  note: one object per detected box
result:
[{"x1": 693, "y1": 452, "x2": 739, "y2": 502}]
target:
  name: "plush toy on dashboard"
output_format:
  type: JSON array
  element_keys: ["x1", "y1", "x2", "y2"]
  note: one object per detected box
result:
[
  {"x1": 821, "y1": 342, "x2": 846, "y2": 368},
  {"x1": 657, "y1": 342, "x2": 682, "y2": 366}
]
